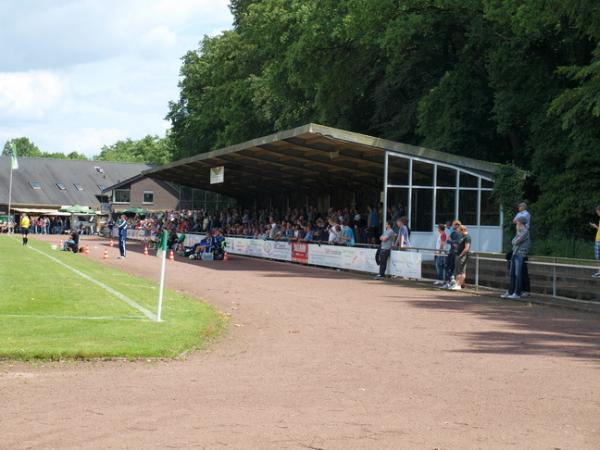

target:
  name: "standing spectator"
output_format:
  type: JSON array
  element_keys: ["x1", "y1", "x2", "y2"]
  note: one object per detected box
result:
[
  {"x1": 367, "y1": 206, "x2": 380, "y2": 244},
  {"x1": 590, "y1": 205, "x2": 600, "y2": 278},
  {"x1": 107, "y1": 217, "x2": 115, "y2": 237},
  {"x1": 442, "y1": 220, "x2": 462, "y2": 288},
  {"x1": 513, "y1": 202, "x2": 531, "y2": 295},
  {"x1": 450, "y1": 225, "x2": 471, "y2": 290},
  {"x1": 117, "y1": 214, "x2": 128, "y2": 259},
  {"x1": 36, "y1": 217, "x2": 44, "y2": 234},
  {"x1": 433, "y1": 224, "x2": 447, "y2": 286},
  {"x1": 375, "y1": 220, "x2": 396, "y2": 279},
  {"x1": 502, "y1": 216, "x2": 530, "y2": 298},
  {"x1": 394, "y1": 217, "x2": 410, "y2": 248}
]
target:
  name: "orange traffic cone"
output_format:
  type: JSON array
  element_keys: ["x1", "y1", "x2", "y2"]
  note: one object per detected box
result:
[
  {"x1": 103, "y1": 249, "x2": 108, "y2": 260},
  {"x1": 85, "y1": 245, "x2": 90, "y2": 255},
  {"x1": 144, "y1": 245, "x2": 149, "y2": 256},
  {"x1": 110, "y1": 239, "x2": 114, "y2": 248},
  {"x1": 224, "y1": 251, "x2": 229, "y2": 261},
  {"x1": 169, "y1": 249, "x2": 174, "y2": 262}
]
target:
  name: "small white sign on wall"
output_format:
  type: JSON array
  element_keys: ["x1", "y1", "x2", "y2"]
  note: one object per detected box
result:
[{"x1": 210, "y1": 166, "x2": 224, "y2": 184}]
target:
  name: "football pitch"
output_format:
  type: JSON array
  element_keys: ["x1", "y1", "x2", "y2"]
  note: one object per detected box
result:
[{"x1": 0, "y1": 236, "x2": 224, "y2": 360}]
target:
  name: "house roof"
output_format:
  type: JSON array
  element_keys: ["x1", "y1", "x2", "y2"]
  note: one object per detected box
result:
[
  {"x1": 0, "y1": 157, "x2": 151, "y2": 209},
  {"x1": 143, "y1": 123, "x2": 500, "y2": 198}
]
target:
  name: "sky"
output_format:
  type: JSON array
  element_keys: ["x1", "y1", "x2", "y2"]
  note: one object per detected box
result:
[{"x1": 0, "y1": 0, "x2": 233, "y2": 157}]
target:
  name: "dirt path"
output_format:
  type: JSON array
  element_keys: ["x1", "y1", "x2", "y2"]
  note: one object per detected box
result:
[{"x1": 1, "y1": 236, "x2": 599, "y2": 449}]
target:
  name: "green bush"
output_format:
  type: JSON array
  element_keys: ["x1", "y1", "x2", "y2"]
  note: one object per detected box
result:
[{"x1": 531, "y1": 236, "x2": 594, "y2": 260}]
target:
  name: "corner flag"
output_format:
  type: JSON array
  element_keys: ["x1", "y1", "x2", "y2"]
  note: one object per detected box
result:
[{"x1": 10, "y1": 142, "x2": 18, "y2": 170}]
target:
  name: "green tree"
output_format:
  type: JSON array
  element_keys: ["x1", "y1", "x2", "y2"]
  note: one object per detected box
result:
[
  {"x1": 2, "y1": 137, "x2": 42, "y2": 157},
  {"x1": 96, "y1": 135, "x2": 173, "y2": 165},
  {"x1": 42, "y1": 151, "x2": 88, "y2": 160},
  {"x1": 166, "y1": 0, "x2": 600, "y2": 254}
]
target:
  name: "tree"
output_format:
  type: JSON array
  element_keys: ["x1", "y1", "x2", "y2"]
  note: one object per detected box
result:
[
  {"x1": 2, "y1": 137, "x2": 42, "y2": 157},
  {"x1": 166, "y1": 0, "x2": 600, "y2": 250},
  {"x1": 42, "y1": 151, "x2": 88, "y2": 160},
  {"x1": 95, "y1": 135, "x2": 173, "y2": 165}
]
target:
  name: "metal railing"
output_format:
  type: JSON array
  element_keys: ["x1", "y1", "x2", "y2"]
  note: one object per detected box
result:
[
  {"x1": 402, "y1": 246, "x2": 598, "y2": 303},
  {"x1": 117, "y1": 228, "x2": 599, "y2": 303}
]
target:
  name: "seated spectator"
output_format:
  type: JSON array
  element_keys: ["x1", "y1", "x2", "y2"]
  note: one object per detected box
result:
[
  {"x1": 63, "y1": 230, "x2": 79, "y2": 253},
  {"x1": 341, "y1": 220, "x2": 355, "y2": 247},
  {"x1": 303, "y1": 225, "x2": 314, "y2": 242}
]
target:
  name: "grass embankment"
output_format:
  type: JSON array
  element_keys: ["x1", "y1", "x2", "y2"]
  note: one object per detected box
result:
[{"x1": 0, "y1": 236, "x2": 225, "y2": 360}]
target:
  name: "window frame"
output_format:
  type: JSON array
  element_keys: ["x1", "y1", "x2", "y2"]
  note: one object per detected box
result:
[
  {"x1": 385, "y1": 152, "x2": 497, "y2": 230},
  {"x1": 142, "y1": 191, "x2": 155, "y2": 205},
  {"x1": 113, "y1": 188, "x2": 131, "y2": 204}
]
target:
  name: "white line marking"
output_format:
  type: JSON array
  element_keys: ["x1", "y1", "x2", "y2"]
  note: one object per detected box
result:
[
  {"x1": 26, "y1": 244, "x2": 158, "y2": 321},
  {"x1": 0, "y1": 314, "x2": 148, "y2": 322}
]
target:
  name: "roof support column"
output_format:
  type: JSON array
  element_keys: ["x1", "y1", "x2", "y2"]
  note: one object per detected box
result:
[{"x1": 383, "y1": 151, "x2": 389, "y2": 227}]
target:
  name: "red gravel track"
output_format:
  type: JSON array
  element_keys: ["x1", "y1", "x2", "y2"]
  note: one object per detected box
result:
[{"x1": 1, "y1": 236, "x2": 599, "y2": 449}]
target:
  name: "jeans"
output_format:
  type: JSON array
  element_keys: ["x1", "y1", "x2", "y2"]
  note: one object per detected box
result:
[
  {"x1": 119, "y1": 238, "x2": 127, "y2": 257},
  {"x1": 379, "y1": 248, "x2": 391, "y2": 277},
  {"x1": 435, "y1": 255, "x2": 446, "y2": 280},
  {"x1": 509, "y1": 253, "x2": 525, "y2": 296}
]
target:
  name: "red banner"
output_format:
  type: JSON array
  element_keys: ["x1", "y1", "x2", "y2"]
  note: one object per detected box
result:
[{"x1": 291, "y1": 242, "x2": 309, "y2": 264}]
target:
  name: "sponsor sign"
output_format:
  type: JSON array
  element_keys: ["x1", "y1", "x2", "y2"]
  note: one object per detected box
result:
[
  {"x1": 223, "y1": 237, "x2": 292, "y2": 262},
  {"x1": 124, "y1": 232, "x2": 421, "y2": 278},
  {"x1": 390, "y1": 251, "x2": 422, "y2": 279},
  {"x1": 291, "y1": 242, "x2": 309, "y2": 264},
  {"x1": 210, "y1": 166, "x2": 224, "y2": 184}
]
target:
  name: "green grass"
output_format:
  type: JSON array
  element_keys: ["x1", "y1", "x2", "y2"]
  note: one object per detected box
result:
[{"x1": 0, "y1": 236, "x2": 225, "y2": 360}]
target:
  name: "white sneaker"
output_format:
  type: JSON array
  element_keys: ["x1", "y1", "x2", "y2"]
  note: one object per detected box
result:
[
  {"x1": 439, "y1": 282, "x2": 449, "y2": 289},
  {"x1": 450, "y1": 285, "x2": 462, "y2": 291},
  {"x1": 433, "y1": 280, "x2": 443, "y2": 286},
  {"x1": 508, "y1": 293, "x2": 521, "y2": 299},
  {"x1": 500, "y1": 291, "x2": 510, "y2": 299},
  {"x1": 521, "y1": 292, "x2": 530, "y2": 298},
  {"x1": 593, "y1": 272, "x2": 600, "y2": 278}
]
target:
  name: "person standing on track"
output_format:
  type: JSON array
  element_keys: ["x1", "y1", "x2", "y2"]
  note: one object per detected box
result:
[
  {"x1": 375, "y1": 220, "x2": 396, "y2": 279},
  {"x1": 20, "y1": 213, "x2": 30, "y2": 245},
  {"x1": 117, "y1": 214, "x2": 128, "y2": 259}
]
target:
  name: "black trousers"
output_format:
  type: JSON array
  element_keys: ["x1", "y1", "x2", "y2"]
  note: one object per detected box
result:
[
  {"x1": 445, "y1": 251, "x2": 456, "y2": 280},
  {"x1": 379, "y1": 248, "x2": 391, "y2": 277}
]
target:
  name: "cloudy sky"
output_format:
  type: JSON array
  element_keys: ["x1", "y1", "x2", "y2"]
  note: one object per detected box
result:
[{"x1": 0, "y1": 0, "x2": 232, "y2": 156}]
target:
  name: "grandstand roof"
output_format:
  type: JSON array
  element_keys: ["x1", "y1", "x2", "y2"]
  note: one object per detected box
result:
[
  {"x1": 0, "y1": 157, "x2": 151, "y2": 209},
  {"x1": 143, "y1": 123, "x2": 500, "y2": 198}
]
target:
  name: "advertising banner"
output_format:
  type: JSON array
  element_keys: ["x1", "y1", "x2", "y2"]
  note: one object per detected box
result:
[
  {"x1": 307, "y1": 244, "x2": 345, "y2": 267},
  {"x1": 291, "y1": 242, "x2": 309, "y2": 264},
  {"x1": 184, "y1": 234, "x2": 206, "y2": 246},
  {"x1": 390, "y1": 251, "x2": 422, "y2": 279},
  {"x1": 224, "y1": 237, "x2": 292, "y2": 262},
  {"x1": 124, "y1": 232, "x2": 421, "y2": 279}
]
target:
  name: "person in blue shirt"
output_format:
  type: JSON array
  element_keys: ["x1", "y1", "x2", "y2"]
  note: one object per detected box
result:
[
  {"x1": 117, "y1": 214, "x2": 128, "y2": 259},
  {"x1": 303, "y1": 225, "x2": 314, "y2": 242},
  {"x1": 341, "y1": 220, "x2": 355, "y2": 246}
]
